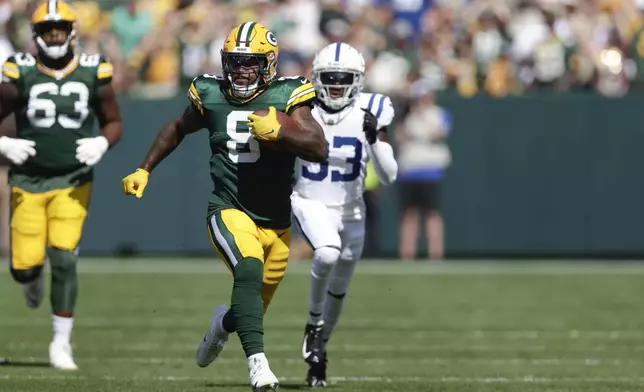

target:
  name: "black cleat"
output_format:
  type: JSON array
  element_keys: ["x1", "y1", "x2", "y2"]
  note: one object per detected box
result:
[
  {"x1": 302, "y1": 323, "x2": 324, "y2": 364},
  {"x1": 306, "y1": 351, "x2": 327, "y2": 388}
]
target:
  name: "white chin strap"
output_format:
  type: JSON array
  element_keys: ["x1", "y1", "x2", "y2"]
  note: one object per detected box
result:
[
  {"x1": 36, "y1": 35, "x2": 72, "y2": 59},
  {"x1": 319, "y1": 86, "x2": 355, "y2": 110},
  {"x1": 229, "y1": 76, "x2": 259, "y2": 98},
  {"x1": 322, "y1": 95, "x2": 352, "y2": 110}
]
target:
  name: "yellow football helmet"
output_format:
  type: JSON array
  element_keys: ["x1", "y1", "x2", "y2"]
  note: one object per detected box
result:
[
  {"x1": 31, "y1": 0, "x2": 77, "y2": 60},
  {"x1": 221, "y1": 21, "x2": 279, "y2": 99}
]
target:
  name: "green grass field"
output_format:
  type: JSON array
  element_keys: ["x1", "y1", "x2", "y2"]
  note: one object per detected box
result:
[{"x1": 1, "y1": 259, "x2": 644, "y2": 392}]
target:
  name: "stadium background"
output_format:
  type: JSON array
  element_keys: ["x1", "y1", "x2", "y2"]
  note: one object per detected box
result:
[{"x1": 2, "y1": 0, "x2": 644, "y2": 258}]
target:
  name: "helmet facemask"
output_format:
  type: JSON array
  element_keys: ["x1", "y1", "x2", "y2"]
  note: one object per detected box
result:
[
  {"x1": 33, "y1": 20, "x2": 76, "y2": 60},
  {"x1": 221, "y1": 52, "x2": 273, "y2": 98},
  {"x1": 312, "y1": 68, "x2": 364, "y2": 111}
]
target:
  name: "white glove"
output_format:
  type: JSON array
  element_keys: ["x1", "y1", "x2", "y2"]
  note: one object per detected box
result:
[
  {"x1": 76, "y1": 136, "x2": 109, "y2": 166},
  {"x1": 0, "y1": 136, "x2": 36, "y2": 165}
]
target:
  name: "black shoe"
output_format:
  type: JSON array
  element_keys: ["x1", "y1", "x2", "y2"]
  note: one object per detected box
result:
[
  {"x1": 302, "y1": 323, "x2": 324, "y2": 364},
  {"x1": 306, "y1": 351, "x2": 327, "y2": 388}
]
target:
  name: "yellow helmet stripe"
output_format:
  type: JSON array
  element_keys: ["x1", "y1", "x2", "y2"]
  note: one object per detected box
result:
[
  {"x1": 48, "y1": 0, "x2": 58, "y2": 16},
  {"x1": 236, "y1": 21, "x2": 256, "y2": 48}
]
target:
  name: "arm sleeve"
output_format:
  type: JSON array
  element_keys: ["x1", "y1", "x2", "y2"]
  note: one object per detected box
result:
[{"x1": 365, "y1": 140, "x2": 398, "y2": 186}]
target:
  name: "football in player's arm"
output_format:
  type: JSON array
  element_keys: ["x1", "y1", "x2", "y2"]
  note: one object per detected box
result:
[
  {"x1": 123, "y1": 90, "x2": 325, "y2": 188},
  {"x1": 291, "y1": 42, "x2": 397, "y2": 387},
  {"x1": 0, "y1": 0, "x2": 122, "y2": 371},
  {"x1": 122, "y1": 21, "x2": 325, "y2": 392}
]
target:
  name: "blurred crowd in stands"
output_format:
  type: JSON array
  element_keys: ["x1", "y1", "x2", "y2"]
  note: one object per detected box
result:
[
  {"x1": 2, "y1": 0, "x2": 644, "y2": 260},
  {"x1": 3, "y1": 0, "x2": 644, "y2": 99}
]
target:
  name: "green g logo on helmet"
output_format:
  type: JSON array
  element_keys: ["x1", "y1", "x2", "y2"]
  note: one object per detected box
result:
[{"x1": 266, "y1": 31, "x2": 278, "y2": 46}]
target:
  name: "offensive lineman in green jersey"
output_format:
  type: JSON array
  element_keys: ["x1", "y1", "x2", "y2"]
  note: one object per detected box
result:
[
  {"x1": 0, "y1": 1, "x2": 122, "y2": 370},
  {"x1": 122, "y1": 21, "x2": 327, "y2": 391}
]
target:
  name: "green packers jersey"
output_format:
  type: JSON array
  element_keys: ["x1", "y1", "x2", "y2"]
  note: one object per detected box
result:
[
  {"x1": 188, "y1": 75, "x2": 316, "y2": 229},
  {"x1": 1, "y1": 52, "x2": 113, "y2": 192}
]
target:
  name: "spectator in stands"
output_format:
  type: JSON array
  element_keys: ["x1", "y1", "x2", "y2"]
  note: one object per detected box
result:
[
  {"x1": 109, "y1": 0, "x2": 154, "y2": 63},
  {"x1": 396, "y1": 83, "x2": 451, "y2": 261},
  {"x1": 530, "y1": 11, "x2": 575, "y2": 91},
  {"x1": 7, "y1": 0, "x2": 644, "y2": 98}
]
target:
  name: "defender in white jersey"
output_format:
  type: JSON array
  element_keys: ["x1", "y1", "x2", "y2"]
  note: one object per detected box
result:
[{"x1": 291, "y1": 42, "x2": 398, "y2": 387}]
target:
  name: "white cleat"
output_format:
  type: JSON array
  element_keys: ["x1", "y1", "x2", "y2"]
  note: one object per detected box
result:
[
  {"x1": 23, "y1": 272, "x2": 44, "y2": 309},
  {"x1": 249, "y1": 353, "x2": 279, "y2": 392},
  {"x1": 49, "y1": 341, "x2": 78, "y2": 371},
  {"x1": 196, "y1": 305, "x2": 230, "y2": 367}
]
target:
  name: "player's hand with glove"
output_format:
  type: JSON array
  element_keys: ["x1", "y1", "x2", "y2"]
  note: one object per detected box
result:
[
  {"x1": 0, "y1": 136, "x2": 36, "y2": 165},
  {"x1": 361, "y1": 108, "x2": 378, "y2": 145},
  {"x1": 122, "y1": 168, "x2": 149, "y2": 199},
  {"x1": 76, "y1": 136, "x2": 109, "y2": 166},
  {"x1": 247, "y1": 106, "x2": 281, "y2": 141}
]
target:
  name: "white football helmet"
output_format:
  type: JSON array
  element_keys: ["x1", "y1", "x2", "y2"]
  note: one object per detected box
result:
[{"x1": 312, "y1": 42, "x2": 365, "y2": 111}]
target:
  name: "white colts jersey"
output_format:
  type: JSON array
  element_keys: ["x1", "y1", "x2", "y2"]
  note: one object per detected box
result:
[{"x1": 293, "y1": 93, "x2": 394, "y2": 218}]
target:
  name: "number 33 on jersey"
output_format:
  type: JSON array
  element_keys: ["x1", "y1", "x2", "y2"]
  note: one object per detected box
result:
[
  {"x1": 294, "y1": 93, "x2": 395, "y2": 207},
  {"x1": 2, "y1": 52, "x2": 113, "y2": 171}
]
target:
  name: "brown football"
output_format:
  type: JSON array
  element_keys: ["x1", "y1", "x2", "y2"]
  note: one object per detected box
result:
[{"x1": 252, "y1": 109, "x2": 299, "y2": 152}]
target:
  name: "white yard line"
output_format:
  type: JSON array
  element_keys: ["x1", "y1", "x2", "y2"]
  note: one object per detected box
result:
[
  {"x1": 2, "y1": 356, "x2": 639, "y2": 366},
  {"x1": 4, "y1": 341, "x2": 644, "y2": 353},
  {"x1": 0, "y1": 374, "x2": 643, "y2": 384},
  {"x1": 4, "y1": 343, "x2": 644, "y2": 353}
]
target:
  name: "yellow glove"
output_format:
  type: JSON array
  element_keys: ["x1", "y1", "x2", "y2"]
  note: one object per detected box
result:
[
  {"x1": 122, "y1": 168, "x2": 149, "y2": 199},
  {"x1": 247, "y1": 106, "x2": 281, "y2": 141}
]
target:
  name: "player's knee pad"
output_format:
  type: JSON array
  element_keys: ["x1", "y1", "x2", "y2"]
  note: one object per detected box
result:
[
  {"x1": 312, "y1": 246, "x2": 341, "y2": 277},
  {"x1": 314, "y1": 246, "x2": 341, "y2": 266},
  {"x1": 10, "y1": 265, "x2": 43, "y2": 284},
  {"x1": 234, "y1": 257, "x2": 264, "y2": 290},
  {"x1": 48, "y1": 247, "x2": 77, "y2": 276}
]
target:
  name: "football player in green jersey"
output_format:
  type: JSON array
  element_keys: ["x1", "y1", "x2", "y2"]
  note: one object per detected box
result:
[
  {"x1": 122, "y1": 21, "x2": 326, "y2": 391},
  {"x1": 0, "y1": 0, "x2": 122, "y2": 370}
]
